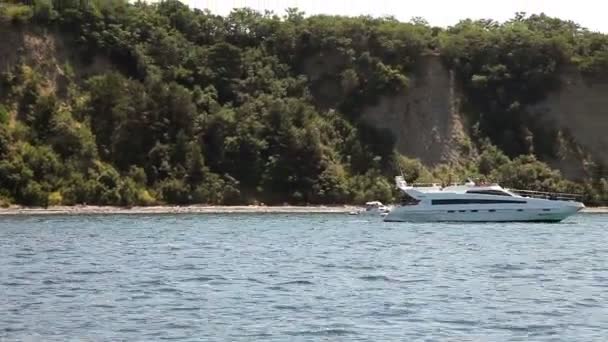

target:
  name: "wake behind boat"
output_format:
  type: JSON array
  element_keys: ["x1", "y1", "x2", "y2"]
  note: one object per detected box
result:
[{"x1": 384, "y1": 177, "x2": 584, "y2": 223}]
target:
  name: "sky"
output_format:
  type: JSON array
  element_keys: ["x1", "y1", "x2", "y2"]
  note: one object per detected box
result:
[{"x1": 179, "y1": 0, "x2": 607, "y2": 32}]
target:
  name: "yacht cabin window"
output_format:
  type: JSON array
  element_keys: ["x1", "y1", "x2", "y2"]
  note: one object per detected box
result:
[{"x1": 431, "y1": 199, "x2": 527, "y2": 205}]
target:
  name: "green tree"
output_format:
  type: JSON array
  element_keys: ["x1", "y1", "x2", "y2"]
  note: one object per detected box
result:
[{"x1": 0, "y1": 4, "x2": 605, "y2": 206}]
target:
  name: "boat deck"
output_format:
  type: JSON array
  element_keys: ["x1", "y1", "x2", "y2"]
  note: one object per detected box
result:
[{"x1": 510, "y1": 189, "x2": 582, "y2": 201}]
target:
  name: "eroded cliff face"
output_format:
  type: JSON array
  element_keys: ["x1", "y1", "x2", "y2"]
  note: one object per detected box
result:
[
  {"x1": 0, "y1": 27, "x2": 111, "y2": 97},
  {"x1": 529, "y1": 67, "x2": 608, "y2": 178},
  {"x1": 361, "y1": 54, "x2": 472, "y2": 166},
  {"x1": 0, "y1": 26, "x2": 68, "y2": 96},
  {"x1": 361, "y1": 54, "x2": 607, "y2": 179}
]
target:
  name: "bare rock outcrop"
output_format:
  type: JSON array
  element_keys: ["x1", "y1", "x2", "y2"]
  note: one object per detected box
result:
[{"x1": 361, "y1": 54, "x2": 472, "y2": 166}]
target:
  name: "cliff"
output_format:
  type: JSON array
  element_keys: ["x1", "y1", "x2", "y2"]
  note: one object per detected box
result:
[
  {"x1": 530, "y1": 68, "x2": 608, "y2": 179},
  {"x1": 1, "y1": 2, "x2": 606, "y2": 206},
  {"x1": 361, "y1": 54, "x2": 607, "y2": 181},
  {"x1": 1, "y1": 26, "x2": 604, "y2": 174},
  {"x1": 361, "y1": 54, "x2": 472, "y2": 166},
  {"x1": 0, "y1": 25, "x2": 111, "y2": 96}
]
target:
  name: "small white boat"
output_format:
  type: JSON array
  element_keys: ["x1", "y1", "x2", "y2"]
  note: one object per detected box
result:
[
  {"x1": 350, "y1": 201, "x2": 392, "y2": 216},
  {"x1": 384, "y1": 177, "x2": 584, "y2": 223}
]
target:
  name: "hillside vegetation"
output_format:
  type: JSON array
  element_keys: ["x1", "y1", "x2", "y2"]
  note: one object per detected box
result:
[{"x1": 0, "y1": 0, "x2": 607, "y2": 207}]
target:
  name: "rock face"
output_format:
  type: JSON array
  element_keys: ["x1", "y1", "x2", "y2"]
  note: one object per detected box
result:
[
  {"x1": 530, "y1": 66, "x2": 608, "y2": 178},
  {"x1": 361, "y1": 54, "x2": 470, "y2": 166},
  {"x1": 0, "y1": 27, "x2": 111, "y2": 96},
  {"x1": 0, "y1": 26, "x2": 67, "y2": 90},
  {"x1": 362, "y1": 54, "x2": 608, "y2": 177}
]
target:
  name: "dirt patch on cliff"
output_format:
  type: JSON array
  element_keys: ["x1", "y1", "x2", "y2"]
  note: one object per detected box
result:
[{"x1": 361, "y1": 55, "x2": 472, "y2": 166}]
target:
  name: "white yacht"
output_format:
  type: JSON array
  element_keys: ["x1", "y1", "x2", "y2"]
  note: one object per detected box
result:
[{"x1": 384, "y1": 176, "x2": 584, "y2": 223}]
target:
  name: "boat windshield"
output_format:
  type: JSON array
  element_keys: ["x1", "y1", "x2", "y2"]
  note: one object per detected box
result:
[
  {"x1": 465, "y1": 189, "x2": 512, "y2": 196},
  {"x1": 399, "y1": 193, "x2": 420, "y2": 206}
]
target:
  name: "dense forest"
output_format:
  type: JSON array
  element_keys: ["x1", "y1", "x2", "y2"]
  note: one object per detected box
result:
[{"x1": 0, "y1": 0, "x2": 607, "y2": 207}]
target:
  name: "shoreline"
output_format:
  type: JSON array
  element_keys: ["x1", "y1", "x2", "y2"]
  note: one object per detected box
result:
[
  {"x1": 0, "y1": 205, "x2": 360, "y2": 216},
  {"x1": 0, "y1": 205, "x2": 606, "y2": 216}
]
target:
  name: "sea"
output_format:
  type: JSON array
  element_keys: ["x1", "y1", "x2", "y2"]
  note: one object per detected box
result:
[{"x1": 1, "y1": 213, "x2": 607, "y2": 341}]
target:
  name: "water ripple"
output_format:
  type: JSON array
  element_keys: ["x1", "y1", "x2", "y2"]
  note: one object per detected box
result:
[
  {"x1": 287, "y1": 328, "x2": 357, "y2": 336},
  {"x1": 359, "y1": 275, "x2": 403, "y2": 283},
  {"x1": 277, "y1": 280, "x2": 314, "y2": 286},
  {"x1": 1, "y1": 213, "x2": 607, "y2": 341}
]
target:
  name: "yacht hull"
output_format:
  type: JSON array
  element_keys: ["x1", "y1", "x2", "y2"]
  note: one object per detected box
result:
[{"x1": 384, "y1": 206, "x2": 582, "y2": 223}]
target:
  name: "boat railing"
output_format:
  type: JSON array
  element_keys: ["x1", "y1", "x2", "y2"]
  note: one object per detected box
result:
[
  {"x1": 409, "y1": 183, "x2": 441, "y2": 188},
  {"x1": 509, "y1": 189, "x2": 582, "y2": 201},
  {"x1": 410, "y1": 182, "x2": 465, "y2": 188},
  {"x1": 410, "y1": 182, "x2": 485, "y2": 188}
]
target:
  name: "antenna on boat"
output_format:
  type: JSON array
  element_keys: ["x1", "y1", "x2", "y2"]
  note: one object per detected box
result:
[{"x1": 395, "y1": 165, "x2": 407, "y2": 189}]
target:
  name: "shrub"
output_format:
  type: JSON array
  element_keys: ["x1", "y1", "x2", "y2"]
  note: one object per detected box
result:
[
  {"x1": 3, "y1": 4, "x2": 33, "y2": 25},
  {"x1": 49, "y1": 110, "x2": 97, "y2": 159},
  {"x1": 0, "y1": 125, "x2": 10, "y2": 158},
  {"x1": 32, "y1": 0, "x2": 56, "y2": 23},
  {"x1": 20, "y1": 181, "x2": 48, "y2": 207},
  {"x1": 491, "y1": 155, "x2": 565, "y2": 192},
  {"x1": 478, "y1": 144, "x2": 510, "y2": 175},
  {"x1": 159, "y1": 178, "x2": 191, "y2": 205},
  {"x1": 0, "y1": 104, "x2": 9, "y2": 125},
  {"x1": 349, "y1": 171, "x2": 394, "y2": 204},
  {"x1": 118, "y1": 178, "x2": 138, "y2": 207},
  {"x1": 61, "y1": 175, "x2": 96, "y2": 205},
  {"x1": 128, "y1": 166, "x2": 148, "y2": 186},
  {"x1": 312, "y1": 162, "x2": 350, "y2": 203},
  {"x1": 394, "y1": 154, "x2": 433, "y2": 183},
  {"x1": 0, "y1": 195, "x2": 11, "y2": 208},
  {"x1": 136, "y1": 189, "x2": 156, "y2": 206},
  {"x1": 47, "y1": 191, "x2": 62, "y2": 206}
]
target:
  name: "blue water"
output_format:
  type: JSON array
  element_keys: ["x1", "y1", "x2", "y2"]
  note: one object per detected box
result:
[{"x1": 1, "y1": 213, "x2": 607, "y2": 341}]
